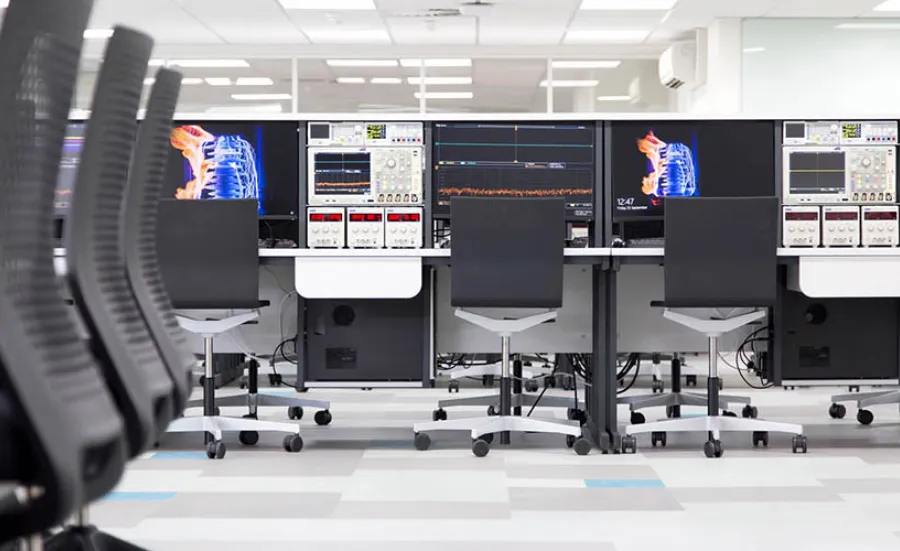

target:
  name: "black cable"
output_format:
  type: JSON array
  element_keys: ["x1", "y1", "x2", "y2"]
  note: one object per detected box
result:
[
  {"x1": 733, "y1": 326, "x2": 774, "y2": 389},
  {"x1": 617, "y1": 353, "x2": 641, "y2": 394}
]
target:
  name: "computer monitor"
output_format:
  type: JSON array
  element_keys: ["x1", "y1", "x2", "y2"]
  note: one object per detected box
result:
[
  {"x1": 54, "y1": 122, "x2": 86, "y2": 216},
  {"x1": 433, "y1": 122, "x2": 595, "y2": 220},
  {"x1": 610, "y1": 120, "x2": 776, "y2": 220},
  {"x1": 163, "y1": 121, "x2": 300, "y2": 218}
]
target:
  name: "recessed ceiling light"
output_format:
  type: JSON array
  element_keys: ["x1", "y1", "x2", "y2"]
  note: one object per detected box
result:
[
  {"x1": 874, "y1": 0, "x2": 900, "y2": 11},
  {"x1": 580, "y1": 0, "x2": 678, "y2": 9},
  {"x1": 336, "y1": 77, "x2": 366, "y2": 84},
  {"x1": 305, "y1": 29, "x2": 391, "y2": 43},
  {"x1": 83, "y1": 29, "x2": 114, "y2": 39},
  {"x1": 170, "y1": 59, "x2": 250, "y2": 68},
  {"x1": 552, "y1": 60, "x2": 622, "y2": 69},
  {"x1": 743, "y1": 47, "x2": 766, "y2": 53},
  {"x1": 280, "y1": 0, "x2": 375, "y2": 9},
  {"x1": 236, "y1": 77, "x2": 274, "y2": 86},
  {"x1": 231, "y1": 93, "x2": 293, "y2": 101},
  {"x1": 835, "y1": 22, "x2": 900, "y2": 30},
  {"x1": 539, "y1": 79, "x2": 600, "y2": 87},
  {"x1": 407, "y1": 77, "x2": 472, "y2": 86},
  {"x1": 597, "y1": 95, "x2": 632, "y2": 101},
  {"x1": 370, "y1": 77, "x2": 403, "y2": 84},
  {"x1": 400, "y1": 58, "x2": 472, "y2": 67},
  {"x1": 414, "y1": 92, "x2": 473, "y2": 99},
  {"x1": 204, "y1": 77, "x2": 233, "y2": 86},
  {"x1": 326, "y1": 59, "x2": 398, "y2": 67},
  {"x1": 565, "y1": 30, "x2": 650, "y2": 43}
]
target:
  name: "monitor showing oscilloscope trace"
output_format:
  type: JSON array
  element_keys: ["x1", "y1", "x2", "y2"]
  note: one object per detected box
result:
[
  {"x1": 312, "y1": 151, "x2": 372, "y2": 197},
  {"x1": 54, "y1": 122, "x2": 86, "y2": 216},
  {"x1": 432, "y1": 122, "x2": 596, "y2": 220}
]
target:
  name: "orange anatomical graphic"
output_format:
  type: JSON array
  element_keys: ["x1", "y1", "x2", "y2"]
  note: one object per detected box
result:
[
  {"x1": 636, "y1": 130, "x2": 697, "y2": 199},
  {"x1": 171, "y1": 125, "x2": 216, "y2": 199}
]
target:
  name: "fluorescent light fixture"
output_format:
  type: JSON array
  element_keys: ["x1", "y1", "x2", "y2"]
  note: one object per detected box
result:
[
  {"x1": 414, "y1": 92, "x2": 473, "y2": 99},
  {"x1": 407, "y1": 76, "x2": 472, "y2": 86},
  {"x1": 539, "y1": 79, "x2": 600, "y2": 87},
  {"x1": 145, "y1": 77, "x2": 202, "y2": 86},
  {"x1": 874, "y1": 0, "x2": 900, "y2": 11},
  {"x1": 204, "y1": 77, "x2": 233, "y2": 86},
  {"x1": 170, "y1": 59, "x2": 250, "y2": 68},
  {"x1": 371, "y1": 77, "x2": 403, "y2": 84},
  {"x1": 231, "y1": 93, "x2": 293, "y2": 101},
  {"x1": 836, "y1": 22, "x2": 900, "y2": 30},
  {"x1": 597, "y1": 95, "x2": 632, "y2": 101},
  {"x1": 580, "y1": 0, "x2": 678, "y2": 9},
  {"x1": 565, "y1": 29, "x2": 650, "y2": 42},
  {"x1": 280, "y1": 0, "x2": 375, "y2": 9},
  {"x1": 400, "y1": 58, "x2": 472, "y2": 67},
  {"x1": 235, "y1": 77, "x2": 274, "y2": 86},
  {"x1": 743, "y1": 47, "x2": 766, "y2": 53},
  {"x1": 326, "y1": 59, "x2": 398, "y2": 67},
  {"x1": 336, "y1": 77, "x2": 366, "y2": 84},
  {"x1": 305, "y1": 29, "x2": 390, "y2": 43},
  {"x1": 83, "y1": 29, "x2": 114, "y2": 39},
  {"x1": 206, "y1": 103, "x2": 284, "y2": 114},
  {"x1": 551, "y1": 60, "x2": 621, "y2": 69}
]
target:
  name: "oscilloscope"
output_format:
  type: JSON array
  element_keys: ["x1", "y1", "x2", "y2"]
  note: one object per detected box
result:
[
  {"x1": 782, "y1": 146, "x2": 896, "y2": 204},
  {"x1": 307, "y1": 147, "x2": 424, "y2": 206},
  {"x1": 307, "y1": 121, "x2": 424, "y2": 147}
]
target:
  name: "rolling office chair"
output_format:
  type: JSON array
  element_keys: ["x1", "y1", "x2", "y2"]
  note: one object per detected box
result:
[
  {"x1": 49, "y1": 28, "x2": 191, "y2": 551},
  {"x1": 0, "y1": 0, "x2": 131, "y2": 547},
  {"x1": 622, "y1": 197, "x2": 807, "y2": 458},
  {"x1": 828, "y1": 389, "x2": 900, "y2": 426},
  {"x1": 160, "y1": 200, "x2": 305, "y2": 459},
  {"x1": 414, "y1": 198, "x2": 590, "y2": 457}
]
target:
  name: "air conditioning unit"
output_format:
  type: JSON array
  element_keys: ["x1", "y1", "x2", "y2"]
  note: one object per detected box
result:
[{"x1": 659, "y1": 42, "x2": 696, "y2": 90}]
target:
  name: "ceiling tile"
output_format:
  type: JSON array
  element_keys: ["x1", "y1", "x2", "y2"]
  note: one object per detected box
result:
[
  {"x1": 175, "y1": 0, "x2": 308, "y2": 44},
  {"x1": 386, "y1": 16, "x2": 477, "y2": 44}
]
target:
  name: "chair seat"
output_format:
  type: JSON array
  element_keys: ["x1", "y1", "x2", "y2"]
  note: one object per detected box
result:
[
  {"x1": 454, "y1": 309, "x2": 557, "y2": 337},
  {"x1": 661, "y1": 309, "x2": 766, "y2": 337}
]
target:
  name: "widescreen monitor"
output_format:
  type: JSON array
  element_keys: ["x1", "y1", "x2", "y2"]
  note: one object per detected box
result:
[
  {"x1": 163, "y1": 121, "x2": 300, "y2": 217},
  {"x1": 610, "y1": 120, "x2": 776, "y2": 219},
  {"x1": 54, "y1": 122, "x2": 86, "y2": 216},
  {"x1": 433, "y1": 122, "x2": 595, "y2": 220}
]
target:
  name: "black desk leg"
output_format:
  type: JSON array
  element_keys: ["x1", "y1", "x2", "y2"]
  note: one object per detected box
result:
[
  {"x1": 202, "y1": 336, "x2": 216, "y2": 445},
  {"x1": 671, "y1": 354, "x2": 682, "y2": 418},
  {"x1": 247, "y1": 359, "x2": 259, "y2": 418},
  {"x1": 513, "y1": 356, "x2": 523, "y2": 416},
  {"x1": 586, "y1": 264, "x2": 620, "y2": 454},
  {"x1": 499, "y1": 336, "x2": 512, "y2": 445}
]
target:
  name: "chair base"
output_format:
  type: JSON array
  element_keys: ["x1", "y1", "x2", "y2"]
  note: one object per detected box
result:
[
  {"x1": 831, "y1": 389, "x2": 900, "y2": 409},
  {"x1": 188, "y1": 393, "x2": 330, "y2": 415},
  {"x1": 413, "y1": 415, "x2": 588, "y2": 456},
  {"x1": 619, "y1": 391, "x2": 751, "y2": 412},
  {"x1": 45, "y1": 525, "x2": 146, "y2": 551},
  {"x1": 437, "y1": 393, "x2": 581, "y2": 411},
  {"x1": 165, "y1": 415, "x2": 303, "y2": 459}
]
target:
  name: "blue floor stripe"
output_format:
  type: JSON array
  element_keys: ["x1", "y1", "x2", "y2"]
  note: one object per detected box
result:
[
  {"x1": 103, "y1": 492, "x2": 176, "y2": 502},
  {"x1": 150, "y1": 451, "x2": 208, "y2": 460},
  {"x1": 584, "y1": 479, "x2": 665, "y2": 489}
]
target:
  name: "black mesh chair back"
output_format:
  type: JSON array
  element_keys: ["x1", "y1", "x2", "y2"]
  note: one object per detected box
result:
[
  {"x1": 0, "y1": 0, "x2": 128, "y2": 540},
  {"x1": 123, "y1": 68, "x2": 193, "y2": 417},
  {"x1": 450, "y1": 197, "x2": 565, "y2": 309},
  {"x1": 64, "y1": 27, "x2": 175, "y2": 458},
  {"x1": 664, "y1": 197, "x2": 779, "y2": 308}
]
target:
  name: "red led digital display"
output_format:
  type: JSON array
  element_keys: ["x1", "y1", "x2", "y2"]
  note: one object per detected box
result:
[
  {"x1": 309, "y1": 213, "x2": 342, "y2": 222},
  {"x1": 349, "y1": 213, "x2": 383, "y2": 222},
  {"x1": 825, "y1": 212, "x2": 858, "y2": 221},
  {"x1": 388, "y1": 213, "x2": 421, "y2": 222},
  {"x1": 865, "y1": 211, "x2": 898, "y2": 221},
  {"x1": 785, "y1": 212, "x2": 818, "y2": 221}
]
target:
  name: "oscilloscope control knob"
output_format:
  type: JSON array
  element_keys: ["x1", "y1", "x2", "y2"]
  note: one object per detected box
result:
[
  {"x1": 386, "y1": 158, "x2": 397, "y2": 169},
  {"x1": 862, "y1": 157, "x2": 872, "y2": 168}
]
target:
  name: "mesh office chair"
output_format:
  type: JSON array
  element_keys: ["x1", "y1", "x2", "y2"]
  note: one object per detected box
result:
[
  {"x1": 622, "y1": 197, "x2": 807, "y2": 457},
  {"x1": 0, "y1": 0, "x2": 129, "y2": 545},
  {"x1": 413, "y1": 198, "x2": 590, "y2": 457}
]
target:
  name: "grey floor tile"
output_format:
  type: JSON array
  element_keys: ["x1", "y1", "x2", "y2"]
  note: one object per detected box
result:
[
  {"x1": 134, "y1": 542, "x2": 617, "y2": 551},
  {"x1": 149, "y1": 492, "x2": 342, "y2": 519},
  {"x1": 669, "y1": 486, "x2": 843, "y2": 503},
  {"x1": 505, "y1": 464, "x2": 660, "y2": 480},
  {"x1": 819, "y1": 478, "x2": 900, "y2": 493},
  {"x1": 196, "y1": 453, "x2": 363, "y2": 477},
  {"x1": 331, "y1": 501, "x2": 511, "y2": 519},
  {"x1": 89, "y1": 501, "x2": 171, "y2": 528},
  {"x1": 509, "y1": 487, "x2": 683, "y2": 511},
  {"x1": 356, "y1": 457, "x2": 506, "y2": 471}
]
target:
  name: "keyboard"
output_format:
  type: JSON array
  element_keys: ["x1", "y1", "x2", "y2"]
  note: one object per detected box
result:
[{"x1": 627, "y1": 237, "x2": 665, "y2": 248}]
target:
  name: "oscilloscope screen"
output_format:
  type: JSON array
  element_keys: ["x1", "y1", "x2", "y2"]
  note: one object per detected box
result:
[
  {"x1": 786, "y1": 151, "x2": 846, "y2": 195},
  {"x1": 54, "y1": 122, "x2": 86, "y2": 216},
  {"x1": 164, "y1": 121, "x2": 300, "y2": 217},
  {"x1": 432, "y1": 122, "x2": 596, "y2": 220},
  {"x1": 312, "y1": 151, "x2": 371, "y2": 196}
]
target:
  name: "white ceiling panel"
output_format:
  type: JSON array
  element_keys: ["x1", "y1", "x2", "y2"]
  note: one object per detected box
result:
[
  {"x1": 87, "y1": 0, "x2": 223, "y2": 43},
  {"x1": 173, "y1": 0, "x2": 308, "y2": 44},
  {"x1": 765, "y1": 0, "x2": 883, "y2": 17},
  {"x1": 386, "y1": 16, "x2": 477, "y2": 44}
]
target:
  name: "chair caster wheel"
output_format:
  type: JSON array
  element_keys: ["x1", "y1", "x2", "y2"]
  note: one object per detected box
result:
[
  {"x1": 487, "y1": 405, "x2": 498, "y2": 416},
  {"x1": 314, "y1": 410, "x2": 333, "y2": 426},
  {"x1": 283, "y1": 434, "x2": 303, "y2": 452},
  {"x1": 472, "y1": 438, "x2": 491, "y2": 457},
  {"x1": 448, "y1": 380, "x2": 460, "y2": 393},
  {"x1": 432, "y1": 408, "x2": 447, "y2": 422},
  {"x1": 651, "y1": 379, "x2": 664, "y2": 394},
  {"x1": 524, "y1": 379, "x2": 539, "y2": 393},
  {"x1": 685, "y1": 375, "x2": 697, "y2": 388},
  {"x1": 567, "y1": 436, "x2": 591, "y2": 455},
  {"x1": 544, "y1": 377, "x2": 556, "y2": 389},
  {"x1": 742, "y1": 405, "x2": 759, "y2": 419},
  {"x1": 665, "y1": 405, "x2": 678, "y2": 419},
  {"x1": 703, "y1": 440, "x2": 723, "y2": 458},
  {"x1": 718, "y1": 379, "x2": 724, "y2": 391},
  {"x1": 792, "y1": 435, "x2": 808, "y2": 454},
  {"x1": 238, "y1": 430, "x2": 259, "y2": 446},
  {"x1": 828, "y1": 403, "x2": 847, "y2": 419},
  {"x1": 651, "y1": 431, "x2": 667, "y2": 448},
  {"x1": 752, "y1": 431, "x2": 769, "y2": 448},
  {"x1": 630, "y1": 411, "x2": 645, "y2": 425},
  {"x1": 206, "y1": 441, "x2": 226, "y2": 459},
  {"x1": 414, "y1": 432, "x2": 431, "y2": 451},
  {"x1": 479, "y1": 432, "x2": 494, "y2": 444},
  {"x1": 722, "y1": 410, "x2": 737, "y2": 418},
  {"x1": 209, "y1": 406, "x2": 220, "y2": 416},
  {"x1": 621, "y1": 435, "x2": 637, "y2": 454},
  {"x1": 857, "y1": 409, "x2": 874, "y2": 426},
  {"x1": 288, "y1": 406, "x2": 304, "y2": 420},
  {"x1": 567, "y1": 408, "x2": 587, "y2": 424}
]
